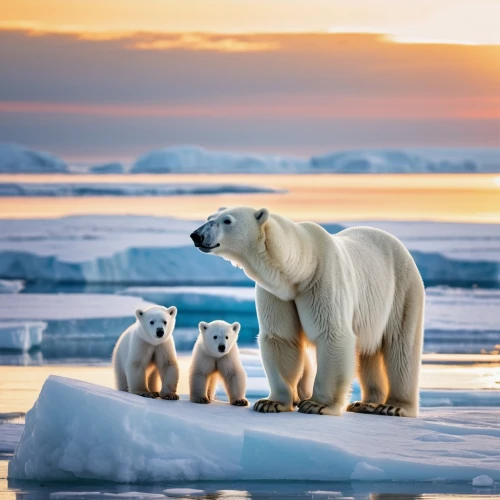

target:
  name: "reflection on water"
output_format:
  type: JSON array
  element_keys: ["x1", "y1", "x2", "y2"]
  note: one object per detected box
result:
[{"x1": 2, "y1": 454, "x2": 499, "y2": 500}]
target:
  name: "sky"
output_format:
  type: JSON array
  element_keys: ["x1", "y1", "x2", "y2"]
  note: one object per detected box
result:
[{"x1": 0, "y1": 0, "x2": 499, "y2": 159}]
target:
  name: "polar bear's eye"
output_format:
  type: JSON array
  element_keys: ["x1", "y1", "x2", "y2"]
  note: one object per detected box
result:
[
  {"x1": 223, "y1": 219, "x2": 231, "y2": 225},
  {"x1": 213, "y1": 335, "x2": 217, "y2": 340},
  {"x1": 225, "y1": 336, "x2": 228, "y2": 339},
  {"x1": 163, "y1": 321, "x2": 167, "y2": 325},
  {"x1": 150, "y1": 320, "x2": 154, "y2": 325}
]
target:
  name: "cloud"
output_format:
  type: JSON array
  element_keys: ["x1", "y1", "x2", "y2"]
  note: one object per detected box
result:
[{"x1": 130, "y1": 34, "x2": 280, "y2": 52}]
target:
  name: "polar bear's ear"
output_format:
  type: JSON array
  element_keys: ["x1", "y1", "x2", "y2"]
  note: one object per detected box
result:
[
  {"x1": 135, "y1": 309, "x2": 144, "y2": 319},
  {"x1": 166, "y1": 306, "x2": 177, "y2": 318},
  {"x1": 254, "y1": 208, "x2": 269, "y2": 225},
  {"x1": 199, "y1": 321, "x2": 209, "y2": 332},
  {"x1": 231, "y1": 322, "x2": 241, "y2": 335}
]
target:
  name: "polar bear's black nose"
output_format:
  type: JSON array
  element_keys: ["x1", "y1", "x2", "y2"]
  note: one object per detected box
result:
[
  {"x1": 190, "y1": 232, "x2": 204, "y2": 246},
  {"x1": 156, "y1": 328, "x2": 164, "y2": 338},
  {"x1": 218, "y1": 345, "x2": 225, "y2": 353}
]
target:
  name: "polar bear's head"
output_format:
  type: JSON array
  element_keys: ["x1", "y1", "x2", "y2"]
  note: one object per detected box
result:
[
  {"x1": 135, "y1": 305, "x2": 177, "y2": 344},
  {"x1": 190, "y1": 206, "x2": 269, "y2": 261},
  {"x1": 198, "y1": 320, "x2": 241, "y2": 358}
]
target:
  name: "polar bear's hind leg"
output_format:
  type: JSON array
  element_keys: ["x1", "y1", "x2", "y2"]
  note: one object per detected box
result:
[{"x1": 346, "y1": 351, "x2": 388, "y2": 412}]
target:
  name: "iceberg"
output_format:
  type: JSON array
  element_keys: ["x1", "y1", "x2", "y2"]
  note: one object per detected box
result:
[
  {"x1": 309, "y1": 150, "x2": 485, "y2": 173},
  {"x1": 0, "y1": 183, "x2": 282, "y2": 197},
  {"x1": 8, "y1": 376, "x2": 500, "y2": 483},
  {"x1": 0, "y1": 143, "x2": 68, "y2": 174},
  {"x1": 131, "y1": 145, "x2": 308, "y2": 174},
  {"x1": 0, "y1": 321, "x2": 46, "y2": 351}
]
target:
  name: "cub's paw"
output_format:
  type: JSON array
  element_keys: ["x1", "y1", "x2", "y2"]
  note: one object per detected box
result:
[
  {"x1": 161, "y1": 392, "x2": 180, "y2": 401},
  {"x1": 231, "y1": 398, "x2": 249, "y2": 407},
  {"x1": 297, "y1": 399, "x2": 326, "y2": 415},
  {"x1": 253, "y1": 399, "x2": 291, "y2": 413},
  {"x1": 192, "y1": 396, "x2": 210, "y2": 404},
  {"x1": 346, "y1": 401, "x2": 403, "y2": 416},
  {"x1": 137, "y1": 392, "x2": 159, "y2": 399}
]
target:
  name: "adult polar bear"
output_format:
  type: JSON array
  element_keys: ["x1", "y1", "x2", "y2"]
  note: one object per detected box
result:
[{"x1": 190, "y1": 207, "x2": 424, "y2": 417}]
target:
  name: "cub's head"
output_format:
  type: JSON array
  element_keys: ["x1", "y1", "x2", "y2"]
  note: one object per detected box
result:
[
  {"x1": 198, "y1": 320, "x2": 240, "y2": 358},
  {"x1": 190, "y1": 206, "x2": 269, "y2": 262},
  {"x1": 135, "y1": 305, "x2": 177, "y2": 344}
]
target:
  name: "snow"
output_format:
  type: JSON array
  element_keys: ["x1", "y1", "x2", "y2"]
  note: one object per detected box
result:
[
  {"x1": 472, "y1": 475, "x2": 494, "y2": 487},
  {"x1": 131, "y1": 145, "x2": 307, "y2": 174},
  {"x1": 0, "y1": 279, "x2": 24, "y2": 293},
  {"x1": 309, "y1": 149, "x2": 489, "y2": 173},
  {"x1": 0, "y1": 215, "x2": 499, "y2": 285},
  {"x1": 0, "y1": 182, "x2": 281, "y2": 197},
  {"x1": 0, "y1": 143, "x2": 68, "y2": 173},
  {"x1": 8, "y1": 376, "x2": 500, "y2": 483},
  {"x1": 0, "y1": 321, "x2": 46, "y2": 351}
]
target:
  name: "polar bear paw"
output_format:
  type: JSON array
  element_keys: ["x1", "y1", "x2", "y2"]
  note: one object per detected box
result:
[
  {"x1": 161, "y1": 392, "x2": 180, "y2": 401},
  {"x1": 346, "y1": 401, "x2": 403, "y2": 416},
  {"x1": 137, "y1": 391, "x2": 159, "y2": 399},
  {"x1": 231, "y1": 398, "x2": 249, "y2": 407},
  {"x1": 253, "y1": 399, "x2": 291, "y2": 413},
  {"x1": 297, "y1": 400, "x2": 326, "y2": 415},
  {"x1": 193, "y1": 396, "x2": 210, "y2": 404}
]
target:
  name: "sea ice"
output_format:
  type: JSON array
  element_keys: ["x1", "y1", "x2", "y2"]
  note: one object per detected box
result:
[
  {"x1": 472, "y1": 475, "x2": 494, "y2": 487},
  {"x1": 8, "y1": 376, "x2": 500, "y2": 483},
  {"x1": 0, "y1": 279, "x2": 24, "y2": 293},
  {"x1": 0, "y1": 182, "x2": 281, "y2": 197},
  {"x1": 0, "y1": 321, "x2": 46, "y2": 351}
]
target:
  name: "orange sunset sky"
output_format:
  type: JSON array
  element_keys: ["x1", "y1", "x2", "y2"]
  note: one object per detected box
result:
[{"x1": 0, "y1": 0, "x2": 499, "y2": 158}]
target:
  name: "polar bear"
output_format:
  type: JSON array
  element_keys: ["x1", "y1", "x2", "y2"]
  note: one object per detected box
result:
[
  {"x1": 190, "y1": 207, "x2": 424, "y2": 417},
  {"x1": 190, "y1": 320, "x2": 248, "y2": 406},
  {"x1": 112, "y1": 305, "x2": 179, "y2": 399}
]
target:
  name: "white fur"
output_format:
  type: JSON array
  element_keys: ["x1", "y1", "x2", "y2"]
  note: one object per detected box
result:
[
  {"x1": 112, "y1": 305, "x2": 179, "y2": 399},
  {"x1": 191, "y1": 207, "x2": 425, "y2": 417},
  {"x1": 189, "y1": 320, "x2": 248, "y2": 406}
]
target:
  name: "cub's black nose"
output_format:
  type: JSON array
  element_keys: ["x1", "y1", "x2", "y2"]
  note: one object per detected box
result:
[
  {"x1": 190, "y1": 232, "x2": 204, "y2": 245},
  {"x1": 218, "y1": 345, "x2": 225, "y2": 353},
  {"x1": 156, "y1": 328, "x2": 164, "y2": 338}
]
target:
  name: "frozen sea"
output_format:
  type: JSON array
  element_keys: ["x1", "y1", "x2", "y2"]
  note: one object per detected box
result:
[{"x1": 0, "y1": 171, "x2": 499, "y2": 498}]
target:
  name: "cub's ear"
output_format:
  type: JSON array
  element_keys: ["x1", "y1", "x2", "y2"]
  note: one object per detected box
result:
[
  {"x1": 166, "y1": 306, "x2": 177, "y2": 318},
  {"x1": 254, "y1": 208, "x2": 269, "y2": 225},
  {"x1": 231, "y1": 322, "x2": 241, "y2": 335},
  {"x1": 135, "y1": 309, "x2": 144, "y2": 319},
  {"x1": 207, "y1": 206, "x2": 227, "y2": 221},
  {"x1": 199, "y1": 321, "x2": 209, "y2": 332}
]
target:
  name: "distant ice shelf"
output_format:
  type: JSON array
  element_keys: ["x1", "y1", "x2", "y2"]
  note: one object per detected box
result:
[
  {"x1": 8, "y1": 376, "x2": 500, "y2": 483},
  {"x1": 0, "y1": 216, "x2": 498, "y2": 285},
  {"x1": 0, "y1": 182, "x2": 282, "y2": 197},
  {"x1": 2, "y1": 143, "x2": 498, "y2": 175}
]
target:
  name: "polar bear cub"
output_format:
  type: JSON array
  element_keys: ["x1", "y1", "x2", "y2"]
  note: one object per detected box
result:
[
  {"x1": 190, "y1": 320, "x2": 248, "y2": 406},
  {"x1": 112, "y1": 305, "x2": 179, "y2": 399}
]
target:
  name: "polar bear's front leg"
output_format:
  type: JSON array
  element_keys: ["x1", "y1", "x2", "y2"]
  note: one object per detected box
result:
[
  {"x1": 253, "y1": 285, "x2": 304, "y2": 413},
  {"x1": 126, "y1": 359, "x2": 152, "y2": 397},
  {"x1": 190, "y1": 372, "x2": 211, "y2": 404},
  {"x1": 298, "y1": 332, "x2": 356, "y2": 416}
]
